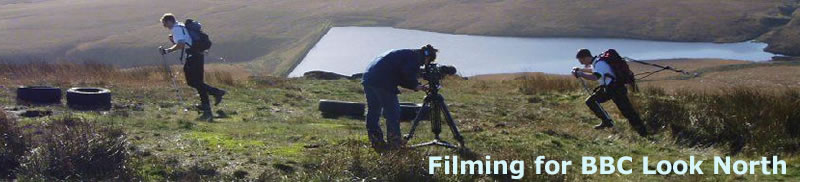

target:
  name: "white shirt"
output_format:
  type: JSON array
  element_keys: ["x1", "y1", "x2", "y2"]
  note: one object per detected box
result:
[
  {"x1": 171, "y1": 22, "x2": 192, "y2": 46},
  {"x1": 593, "y1": 59, "x2": 615, "y2": 86}
]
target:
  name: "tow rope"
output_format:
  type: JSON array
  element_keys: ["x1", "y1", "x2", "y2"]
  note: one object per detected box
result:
[{"x1": 623, "y1": 57, "x2": 699, "y2": 80}]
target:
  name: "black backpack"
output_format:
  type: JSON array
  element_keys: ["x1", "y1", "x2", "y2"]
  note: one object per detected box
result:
[
  {"x1": 182, "y1": 19, "x2": 212, "y2": 52},
  {"x1": 598, "y1": 49, "x2": 638, "y2": 91}
]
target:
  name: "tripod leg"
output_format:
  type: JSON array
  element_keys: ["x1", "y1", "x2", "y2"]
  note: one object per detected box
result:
[
  {"x1": 431, "y1": 102, "x2": 443, "y2": 140},
  {"x1": 440, "y1": 101, "x2": 465, "y2": 146},
  {"x1": 404, "y1": 100, "x2": 431, "y2": 141}
]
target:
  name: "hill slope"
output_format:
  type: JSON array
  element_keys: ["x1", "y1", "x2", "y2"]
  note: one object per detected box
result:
[
  {"x1": 0, "y1": 59, "x2": 800, "y2": 180},
  {"x1": 0, "y1": 0, "x2": 799, "y2": 75}
]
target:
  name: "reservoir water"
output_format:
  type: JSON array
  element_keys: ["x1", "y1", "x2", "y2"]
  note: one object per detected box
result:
[{"x1": 289, "y1": 27, "x2": 775, "y2": 77}]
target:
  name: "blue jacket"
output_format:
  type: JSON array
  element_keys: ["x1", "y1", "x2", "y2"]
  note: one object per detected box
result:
[{"x1": 362, "y1": 49, "x2": 423, "y2": 94}]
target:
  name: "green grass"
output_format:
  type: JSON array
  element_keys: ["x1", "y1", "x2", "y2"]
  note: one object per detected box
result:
[{"x1": 0, "y1": 74, "x2": 799, "y2": 181}]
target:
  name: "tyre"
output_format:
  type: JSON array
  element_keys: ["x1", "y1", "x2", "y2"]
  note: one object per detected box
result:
[
  {"x1": 16, "y1": 86, "x2": 62, "y2": 104},
  {"x1": 66, "y1": 87, "x2": 112, "y2": 110},
  {"x1": 318, "y1": 99, "x2": 365, "y2": 118},
  {"x1": 399, "y1": 102, "x2": 427, "y2": 121}
]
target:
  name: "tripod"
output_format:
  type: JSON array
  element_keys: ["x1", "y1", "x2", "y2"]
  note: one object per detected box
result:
[{"x1": 404, "y1": 79, "x2": 465, "y2": 149}]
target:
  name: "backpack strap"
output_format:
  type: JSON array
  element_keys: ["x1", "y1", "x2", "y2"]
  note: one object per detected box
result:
[
  {"x1": 593, "y1": 58, "x2": 617, "y2": 85},
  {"x1": 175, "y1": 24, "x2": 193, "y2": 47},
  {"x1": 173, "y1": 24, "x2": 192, "y2": 61}
]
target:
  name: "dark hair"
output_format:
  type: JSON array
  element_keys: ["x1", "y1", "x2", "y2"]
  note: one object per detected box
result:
[
  {"x1": 160, "y1": 13, "x2": 176, "y2": 23},
  {"x1": 421, "y1": 44, "x2": 438, "y2": 62},
  {"x1": 576, "y1": 48, "x2": 592, "y2": 58}
]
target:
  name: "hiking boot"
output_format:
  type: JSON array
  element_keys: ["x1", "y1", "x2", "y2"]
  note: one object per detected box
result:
[
  {"x1": 372, "y1": 140, "x2": 388, "y2": 153},
  {"x1": 594, "y1": 120, "x2": 614, "y2": 129},
  {"x1": 195, "y1": 104, "x2": 210, "y2": 112},
  {"x1": 197, "y1": 111, "x2": 214, "y2": 122},
  {"x1": 387, "y1": 138, "x2": 407, "y2": 151},
  {"x1": 634, "y1": 125, "x2": 649, "y2": 137},
  {"x1": 213, "y1": 90, "x2": 226, "y2": 106}
]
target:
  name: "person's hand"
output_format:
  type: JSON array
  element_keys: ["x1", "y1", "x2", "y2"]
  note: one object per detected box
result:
[
  {"x1": 571, "y1": 69, "x2": 581, "y2": 78},
  {"x1": 159, "y1": 46, "x2": 167, "y2": 55}
]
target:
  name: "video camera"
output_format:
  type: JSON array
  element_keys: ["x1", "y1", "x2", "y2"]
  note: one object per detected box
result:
[
  {"x1": 417, "y1": 44, "x2": 456, "y2": 92},
  {"x1": 421, "y1": 63, "x2": 457, "y2": 83}
]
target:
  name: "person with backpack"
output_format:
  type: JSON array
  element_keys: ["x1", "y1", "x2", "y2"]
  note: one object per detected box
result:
[
  {"x1": 572, "y1": 49, "x2": 648, "y2": 137},
  {"x1": 362, "y1": 45, "x2": 434, "y2": 152},
  {"x1": 159, "y1": 13, "x2": 225, "y2": 121}
]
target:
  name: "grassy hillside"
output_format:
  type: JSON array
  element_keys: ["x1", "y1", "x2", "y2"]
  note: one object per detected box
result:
[
  {"x1": 758, "y1": 8, "x2": 800, "y2": 56},
  {"x1": 473, "y1": 58, "x2": 799, "y2": 93},
  {"x1": 0, "y1": 60, "x2": 799, "y2": 181},
  {"x1": 0, "y1": 0, "x2": 799, "y2": 76}
]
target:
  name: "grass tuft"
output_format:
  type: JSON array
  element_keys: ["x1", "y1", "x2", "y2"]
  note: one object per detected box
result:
[
  {"x1": 641, "y1": 87, "x2": 799, "y2": 155},
  {"x1": 0, "y1": 110, "x2": 27, "y2": 180},
  {"x1": 517, "y1": 73, "x2": 582, "y2": 95},
  {"x1": 0, "y1": 112, "x2": 134, "y2": 181}
]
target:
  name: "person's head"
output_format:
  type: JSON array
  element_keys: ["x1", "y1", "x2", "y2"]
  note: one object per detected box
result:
[
  {"x1": 420, "y1": 44, "x2": 438, "y2": 65},
  {"x1": 160, "y1": 13, "x2": 177, "y2": 29},
  {"x1": 575, "y1": 48, "x2": 593, "y2": 65}
]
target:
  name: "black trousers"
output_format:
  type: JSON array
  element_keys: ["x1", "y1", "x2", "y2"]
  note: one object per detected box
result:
[
  {"x1": 585, "y1": 84, "x2": 647, "y2": 135},
  {"x1": 183, "y1": 50, "x2": 223, "y2": 112}
]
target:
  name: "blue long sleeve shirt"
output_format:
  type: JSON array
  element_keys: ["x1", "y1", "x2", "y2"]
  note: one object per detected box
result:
[{"x1": 361, "y1": 49, "x2": 423, "y2": 94}]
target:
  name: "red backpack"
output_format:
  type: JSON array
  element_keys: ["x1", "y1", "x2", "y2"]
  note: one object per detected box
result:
[{"x1": 598, "y1": 49, "x2": 638, "y2": 91}]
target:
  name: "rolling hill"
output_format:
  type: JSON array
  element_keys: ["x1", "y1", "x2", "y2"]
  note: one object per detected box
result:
[{"x1": 0, "y1": 0, "x2": 799, "y2": 76}]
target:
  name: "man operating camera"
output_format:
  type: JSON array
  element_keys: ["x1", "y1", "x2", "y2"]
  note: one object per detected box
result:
[{"x1": 362, "y1": 44, "x2": 437, "y2": 152}]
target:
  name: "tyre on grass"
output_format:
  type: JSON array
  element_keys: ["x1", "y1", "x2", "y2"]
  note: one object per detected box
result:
[
  {"x1": 16, "y1": 86, "x2": 61, "y2": 104},
  {"x1": 399, "y1": 102, "x2": 428, "y2": 122},
  {"x1": 318, "y1": 99, "x2": 365, "y2": 118},
  {"x1": 66, "y1": 87, "x2": 112, "y2": 110}
]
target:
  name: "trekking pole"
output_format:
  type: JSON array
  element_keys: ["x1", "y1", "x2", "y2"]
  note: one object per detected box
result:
[
  {"x1": 577, "y1": 77, "x2": 592, "y2": 94},
  {"x1": 160, "y1": 46, "x2": 185, "y2": 109},
  {"x1": 573, "y1": 67, "x2": 592, "y2": 95}
]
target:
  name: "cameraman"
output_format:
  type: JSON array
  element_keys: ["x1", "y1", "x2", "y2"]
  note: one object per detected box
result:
[{"x1": 362, "y1": 44, "x2": 435, "y2": 151}]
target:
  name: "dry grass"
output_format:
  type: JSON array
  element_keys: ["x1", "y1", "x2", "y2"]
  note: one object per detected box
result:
[
  {"x1": 472, "y1": 59, "x2": 799, "y2": 93},
  {"x1": 515, "y1": 72, "x2": 582, "y2": 94},
  {"x1": 17, "y1": 117, "x2": 132, "y2": 181},
  {"x1": 487, "y1": 69, "x2": 800, "y2": 156},
  {"x1": 632, "y1": 59, "x2": 799, "y2": 93},
  {"x1": 639, "y1": 87, "x2": 799, "y2": 155},
  {"x1": 0, "y1": 110, "x2": 26, "y2": 180},
  {"x1": 0, "y1": 60, "x2": 800, "y2": 180},
  {"x1": 0, "y1": 111, "x2": 133, "y2": 181},
  {"x1": 0, "y1": 63, "x2": 251, "y2": 88}
]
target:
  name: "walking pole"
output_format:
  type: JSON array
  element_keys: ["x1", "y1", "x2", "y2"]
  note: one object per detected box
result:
[
  {"x1": 577, "y1": 76, "x2": 592, "y2": 94},
  {"x1": 573, "y1": 66, "x2": 592, "y2": 95},
  {"x1": 160, "y1": 46, "x2": 185, "y2": 110}
]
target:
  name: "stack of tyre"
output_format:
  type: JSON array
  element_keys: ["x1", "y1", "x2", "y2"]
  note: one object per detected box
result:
[{"x1": 16, "y1": 86, "x2": 112, "y2": 110}]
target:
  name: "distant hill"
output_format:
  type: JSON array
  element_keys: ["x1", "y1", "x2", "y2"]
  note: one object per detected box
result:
[{"x1": 0, "y1": 0, "x2": 799, "y2": 75}]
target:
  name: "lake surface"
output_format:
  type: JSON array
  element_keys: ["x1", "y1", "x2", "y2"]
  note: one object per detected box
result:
[{"x1": 289, "y1": 27, "x2": 775, "y2": 77}]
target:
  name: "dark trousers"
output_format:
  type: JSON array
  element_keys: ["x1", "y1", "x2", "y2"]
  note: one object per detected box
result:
[
  {"x1": 585, "y1": 84, "x2": 647, "y2": 135},
  {"x1": 183, "y1": 50, "x2": 223, "y2": 112},
  {"x1": 363, "y1": 84, "x2": 402, "y2": 147}
]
